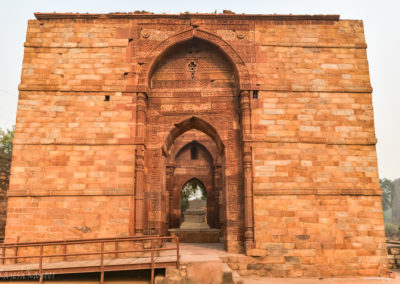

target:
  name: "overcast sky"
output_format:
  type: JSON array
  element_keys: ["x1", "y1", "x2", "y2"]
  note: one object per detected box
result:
[{"x1": 1, "y1": 0, "x2": 399, "y2": 180}]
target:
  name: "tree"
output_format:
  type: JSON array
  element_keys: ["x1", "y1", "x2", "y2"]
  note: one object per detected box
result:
[
  {"x1": 0, "y1": 127, "x2": 14, "y2": 158},
  {"x1": 181, "y1": 179, "x2": 206, "y2": 216},
  {"x1": 392, "y1": 179, "x2": 400, "y2": 225},
  {"x1": 380, "y1": 178, "x2": 394, "y2": 211}
]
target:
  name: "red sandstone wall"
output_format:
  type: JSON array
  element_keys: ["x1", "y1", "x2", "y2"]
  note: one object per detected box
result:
[
  {"x1": 253, "y1": 20, "x2": 369, "y2": 91},
  {"x1": 247, "y1": 19, "x2": 386, "y2": 276},
  {"x1": 9, "y1": 145, "x2": 135, "y2": 196},
  {"x1": 251, "y1": 92, "x2": 376, "y2": 145},
  {"x1": 14, "y1": 91, "x2": 133, "y2": 145},
  {"x1": 5, "y1": 196, "x2": 132, "y2": 242},
  {"x1": 8, "y1": 19, "x2": 137, "y2": 240},
  {"x1": 6, "y1": 144, "x2": 135, "y2": 242},
  {"x1": 250, "y1": 195, "x2": 386, "y2": 277},
  {"x1": 20, "y1": 20, "x2": 130, "y2": 92}
]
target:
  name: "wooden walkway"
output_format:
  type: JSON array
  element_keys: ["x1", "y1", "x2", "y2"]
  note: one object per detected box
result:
[{"x1": 0, "y1": 236, "x2": 179, "y2": 283}]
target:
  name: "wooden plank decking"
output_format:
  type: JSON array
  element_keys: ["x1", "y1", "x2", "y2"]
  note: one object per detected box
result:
[
  {"x1": 0, "y1": 255, "x2": 177, "y2": 274},
  {"x1": 0, "y1": 236, "x2": 179, "y2": 283}
]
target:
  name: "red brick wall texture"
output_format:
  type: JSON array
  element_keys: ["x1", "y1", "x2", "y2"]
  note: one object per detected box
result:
[{"x1": 5, "y1": 12, "x2": 388, "y2": 277}]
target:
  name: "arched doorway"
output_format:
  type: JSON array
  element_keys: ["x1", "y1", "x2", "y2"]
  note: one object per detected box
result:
[
  {"x1": 167, "y1": 135, "x2": 221, "y2": 229},
  {"x1": 145, "y1": 37, "x2": 245, "y2": 252},
  {"x1": 180, "y1": 178, "x2": 207, "y2": 221}
]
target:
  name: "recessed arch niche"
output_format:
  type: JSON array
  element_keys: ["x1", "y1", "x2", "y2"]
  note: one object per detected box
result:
[
  {"x1": 167, "y1": 131, "x2": 221, "y2": 229},
  {"x1": 145, "y1": 36, "x2": 245, "y2": 252}
]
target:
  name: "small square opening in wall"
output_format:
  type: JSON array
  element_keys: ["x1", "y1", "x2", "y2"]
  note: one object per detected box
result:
[
  {"x1": 104, "y1": 95, "x2": 110, "y2": 101},
  {"x1": 191, "y1": 146, "x2": 198, "y2": 160},
  {"x1": 253, "y1": 90, "x2": 259, "y2": 99}
]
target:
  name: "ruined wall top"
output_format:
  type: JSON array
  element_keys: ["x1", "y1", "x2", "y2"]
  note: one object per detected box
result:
[{"x1": 34, "y1": 12, "x2": 340, "y2": 21}]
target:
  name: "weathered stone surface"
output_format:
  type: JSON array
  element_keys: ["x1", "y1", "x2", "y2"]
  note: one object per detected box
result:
[
  {"x1": 186, "y1": 261, "x2": 223, "y2": 284},
  {"x1": 4, "y1": 12, "x2": 387, "y2": 277},
  {"x1": 387, "y1": 245, "x2": 400, "y2": 269},
  {"x1": 169, "y1": 228, "x2": 221, "y2": 243},
  {"x1": 5, "y1": 196, "x2": 131, "y2": 242}
]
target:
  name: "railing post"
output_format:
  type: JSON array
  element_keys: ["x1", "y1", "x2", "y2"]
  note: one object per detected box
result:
[
  {"x1": 14, "y1": 245, "x2": 18, "y2": 264},
  {"x1": 63, "y1": 241, "x2": 67, "y2": 261},
  {"x1": 1, "y1": 245, "x2": 4, "y2": 265},
  {"x1": 114, "y1": 238, "x2": 118, "y2": 259},
  {"x1": 15, "y1": 236, "x2": 19, "y2": 264},
  {"x1": 100, "y1": 241, "x2": 104, "y2": 284},
  {"x1": 39, "y1": 245, "x2": 43, "y2": 284},
  {"x1": 176, "y1": 237, "x2": 180, "y2": 268},
  {"x1": 150, "y1": 241, "x2": 154, "y2": 284}
]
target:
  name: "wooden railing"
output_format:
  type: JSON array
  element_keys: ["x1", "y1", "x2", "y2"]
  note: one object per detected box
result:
[
  {"x1": 0, "y1": 235, "x2": 180, "y2": 284},
  {"x1": 386, "y1": 238, "x2": 400, "y2": 246}
]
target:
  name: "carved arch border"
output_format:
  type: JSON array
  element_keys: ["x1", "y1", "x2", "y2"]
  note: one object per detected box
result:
[
  {"x1": 162, "y1": 116, "x2": 225, "y2": 162},
  {"x1": 137, "y1": 27, "x2": 251, "y2": 91}
]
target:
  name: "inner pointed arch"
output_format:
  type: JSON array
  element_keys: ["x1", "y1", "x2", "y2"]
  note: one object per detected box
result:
[
  {"x1": 175, "y1": 140, "x2": 214, "y2": 164},
  {"x1": 162, "y1": 116, "x2": 224, "y2": 157}
]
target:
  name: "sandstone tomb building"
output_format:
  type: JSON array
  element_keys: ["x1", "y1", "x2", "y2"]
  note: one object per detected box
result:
[{"x1": 5, "y1": 11, "x2": 388, "y2": 277}]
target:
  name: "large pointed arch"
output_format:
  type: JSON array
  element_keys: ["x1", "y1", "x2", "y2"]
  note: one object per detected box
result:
[{"x1": 137, "y1": 27, "x2": 251, "y2": 91}]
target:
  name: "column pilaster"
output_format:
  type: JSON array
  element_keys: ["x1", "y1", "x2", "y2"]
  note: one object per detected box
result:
[
  {"x1": 240, "y1": 90, "x2": 255, "y2": 250},
  {"x1": 134, "y1": 92, "x2": 147, "y2": 235}
]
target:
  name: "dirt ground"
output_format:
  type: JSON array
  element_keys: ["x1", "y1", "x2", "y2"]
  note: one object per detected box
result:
[{"x1": 243, "y1": 275, "x2": 400, "y2": 284}]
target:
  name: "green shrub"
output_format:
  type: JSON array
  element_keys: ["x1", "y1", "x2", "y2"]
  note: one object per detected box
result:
[
  {"x1": 385, "y1": 222, "x2": 399, "y2": 236},
  {"x1": 383, "y1": 209, "x2": 392, "y2": 222}
]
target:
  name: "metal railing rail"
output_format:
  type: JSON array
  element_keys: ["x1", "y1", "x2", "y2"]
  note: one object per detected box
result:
[
  {"x1": 0, "y1": 234, "x2": 161, "y2": 264},
  {"x1": 0, "y1": 235, "x2": 179, "y2": 284},
  {"x1": 0, "y1": 234, "x2": 160, "y2": 248}
]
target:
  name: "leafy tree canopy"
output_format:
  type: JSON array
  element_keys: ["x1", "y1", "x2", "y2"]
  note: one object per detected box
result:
[
  {"x1": 380, "y1": 178, "x2": 395, "y2": 211},
  {"x1": 0, "y1": 127, "x2": 14, "y2": 158},
  {"x1": 181, "y1": 179, "x2": 206, "y2": 216}
]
